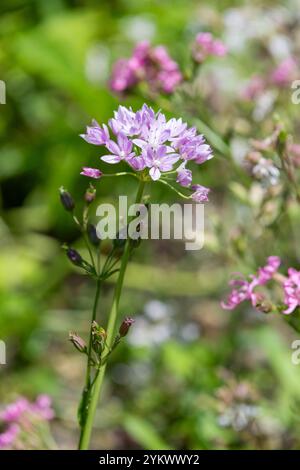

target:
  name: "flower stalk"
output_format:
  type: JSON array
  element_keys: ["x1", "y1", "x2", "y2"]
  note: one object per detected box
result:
[{"x1": 78, "y1": 179, "x2": 145, "y2": 450}]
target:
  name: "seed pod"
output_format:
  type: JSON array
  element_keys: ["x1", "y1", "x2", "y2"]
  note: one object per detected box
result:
[{"x1": 67, "y1": 248, "x2": 83, "y2": 266}]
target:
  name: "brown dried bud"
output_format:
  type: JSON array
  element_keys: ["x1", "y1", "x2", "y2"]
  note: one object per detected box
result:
[{"x1": 119, "y1": 317, "x2": 135, "y2": 337}]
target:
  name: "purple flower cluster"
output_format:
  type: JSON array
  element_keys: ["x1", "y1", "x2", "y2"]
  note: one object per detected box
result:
[
  {"x1": 109, "y1": 41, "x2": 182, "y2": 95},
  {"x1": 0, "y1": 395, "x2": 54, "y2": 449},
  {"x1": 80, "y1": 104, "x2": 213, "y2": 201},
  {"x1": 192, "y1": 32, "x2": 227, "y2": 63},
  {"x1": 221, "y1": 256, "x2": 281, "y2": 310}
]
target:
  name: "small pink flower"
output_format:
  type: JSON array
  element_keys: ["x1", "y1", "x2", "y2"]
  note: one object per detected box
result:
[
  {"x1": 191, "y1": 184, "x2": 210, "y2": 202},
  {"x1": 109, "y1": 42, "x2": 182, "y2": 95},
  {"x1": 193, "y1": 32, "x2": 227, "y2": 63},
  {"x1": 80, "y1": 121, "x2": 109, "y2": 145},
  {"x1": 271, "y1": 58, "x2": 297, "y2": 87},
  {"x1": 221, "y1": 275, "x2": 256, "y2": 310},
  {"x1": 221, "y1": 256, "x2": 281, "y2": 311},
  {"x1": 0, "y1": 424, "x2": 20, "y2": 449},
  {"x1": 283, "y1": 268, "x2": 300, "y2": 314},
  {"x1": 177, "y1": 166, "x2": 192, "y2": 187},
  {"x1": 257, "y1": 256, "x2": 281, "y2": 284},
  {"x1": 80, "y1": 167, "x2": 102, "y2": 179},
  {"x1": 31, "y1": 395, "x2": 54, "y2": 420},
  {"x1": 0, "y1": 398, "x2": 29, "y2": 422},
  {"x1": 101, "y1": 133, "x2": 135, "y2": 164},
  {"x1": 241, "y1": 75, "x2": 266, "y2": 101}
]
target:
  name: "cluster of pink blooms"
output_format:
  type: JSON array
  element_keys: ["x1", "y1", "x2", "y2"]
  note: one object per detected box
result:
[
  {"x1": 192, "y1": 32, "x2": 227, "y2": 63},
  {"x1": 242, "y1": 57, "x2": 298, "y2": 101},
  {"x1": 283, "y1": 268, "x2": 300, "y2": 314},
  {"x1": 109, "y1": 41, "x2": 182, "y2": 95},
  {"x1": 80, "y1": 104, "x2": 213, "y2": 202},
  {"x1": 0, "y1": 395, "x2": 54, "y2": 449},
  {"x1": 221, "y1": 256, "x2": 300, "y2": 315}
]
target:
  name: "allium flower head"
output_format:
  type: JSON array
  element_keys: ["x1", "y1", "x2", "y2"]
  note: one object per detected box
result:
[{"x1": 80, "y1": 104, "x2": 213, "y2": 199}]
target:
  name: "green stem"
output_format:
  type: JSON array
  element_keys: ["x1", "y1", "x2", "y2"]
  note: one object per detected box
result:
[
  {"x1": 77, "y1": 279, "x2": 101, "y2": 444},
  {"x1": 78, "y1": 179, "x2": 146, "y2": 450},
  {"x1": 85, "y1": 279, "x2": 102, "y2": 387}
]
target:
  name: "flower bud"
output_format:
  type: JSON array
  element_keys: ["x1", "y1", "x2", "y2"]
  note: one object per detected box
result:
[
  {"x1": 85, "y1": 185, "x2": 96, "y2": 204},
  {"x1": 255, "y1": 300, "x2": 273, "y2": 314},
  {"x1": 69, "y1": 332, "x2": 87, "y2": 353},
  {"x1": 59, "y1": 187, "x2": 75, "y2": 212},
  {"x1": 66, "y1": 248, "x2": 83, "y2": 266},
  {"x1": 87, "y1": 223, "x2": 100, "y2": 246},
  {"x1": 91, "y1": 321, "x2": 107, "y2": 355},
  {"x1": 119, "y1": 317, "x2": 135, "y2": 337}
]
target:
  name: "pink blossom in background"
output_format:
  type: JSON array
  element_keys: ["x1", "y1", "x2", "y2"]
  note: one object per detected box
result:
[
  {"x1": 271, "y1": 57, "x2": 297, "y2": 87},
  {"x1": 109, "y1": 41, "x2": 182, "y2": 94},
  {"x1": 257, "y1": 256, "x2": 281, "y2": 284},
  {"x1": 0, "y1": 424, "x2": 20, "y2": 449},
  {"x1": 241, "y1": 75, "x2": 266, "y2": 101},
  {"x1": 283, "y1": 268, "x2": 300, "y2": 314},
  {"x1": 192, "y1": 32, "x2": 227, "y2": 63},
  {"x1": 221, "y1": 256, "x2": 281, "y2": 311},
  {"x1": 0, "y1": 395, "x2": 54, "y2": 449},
  {"x1": 288, "y1": 143, "x2": 300, "y2": 168},
  {"x1": 221, "y1": 275, "x2": 256, "y2": 310}
]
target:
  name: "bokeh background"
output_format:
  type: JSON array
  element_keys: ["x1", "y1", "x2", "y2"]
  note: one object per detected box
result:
[{"x1": 1, "y1": 0, "x2": 300, "y2": 450}]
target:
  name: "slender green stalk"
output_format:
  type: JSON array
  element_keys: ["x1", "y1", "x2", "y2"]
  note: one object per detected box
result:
[
  {"x1": 78, "y1": 179, "x2": 145, "y2": 450},
  {"x1": 85, "y1": 279, "x2": 102, "y2": 389}
]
